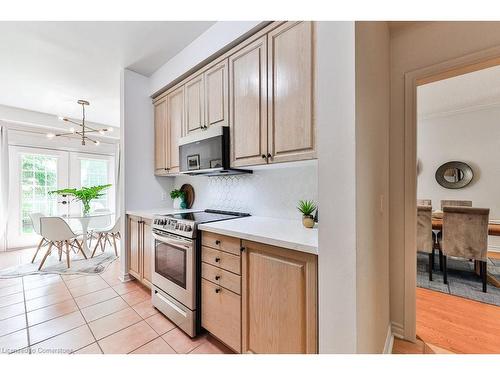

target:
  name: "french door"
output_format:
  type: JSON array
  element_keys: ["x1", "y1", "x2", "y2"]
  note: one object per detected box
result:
[{"x1": 6, "y1": 146, "x2": 115, "y2": 250}]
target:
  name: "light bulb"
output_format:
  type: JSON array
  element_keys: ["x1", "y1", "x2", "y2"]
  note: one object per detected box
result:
[
  {"x1": 69, "y1": 127, "x2": 75, "y2": 133},
  {"x1": 57, "y1": 116, "x2": 64, "y2": 121},
  {"x1": 99, "y1": 129, "x2": 105, "y2": 135},
  {"x1": 46, "y1": 133, "x2": 55, "y2": 139},
  {"x1": 107, "y1": 127, "x2": 113, "y2": 132},
  {"x1": 95, "y1": 140, "x2": 100, "y2": 146}
]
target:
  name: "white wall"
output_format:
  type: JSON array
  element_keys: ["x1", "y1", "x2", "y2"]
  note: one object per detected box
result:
[
  {"x1": 355, "y1": 22, "x2": 390, "y2": 353},
  {"x1": 417, "y1": 105, "x2": 500, "y2": 249},
  {"x1": 173, "y1": 162, "x2": 317, "y2": 219},
  {"x1": 149, "y1": 21, "x2": 263, "y2": 95},
  {"x1": 317, "y1": 21, "x2": 357, "y2": 353},
  {"x1": 122, "y1": 69, "x2": 173, "y2": 212}
]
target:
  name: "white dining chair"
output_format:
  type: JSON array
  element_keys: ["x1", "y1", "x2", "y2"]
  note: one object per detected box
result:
[
  {"x1": 30, "y1": 212, "x2": 50, "y2": 264},
  {"x1": 38, "y1": 217, "x2": 88, "y2": 270},
  {"x1": 91, "y1": 217, "x2": 121, "y2": 258},
  {"x1": 88, "y1": 209, "x2": 112, "y2": 247}
]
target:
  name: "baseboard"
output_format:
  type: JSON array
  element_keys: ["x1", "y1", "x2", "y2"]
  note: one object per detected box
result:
[
  {"x1": 383, "y1": 324, "x2": 394, "y2": 354},
  {"x1": 119, "y1": 273, "x2": 134, "y2": 282},
  {"x1": 391, "y1": 321, "x2": 404, "y2": 339},
  {"x1": 488, "y1": 246, "x2": 500, "y2": 253}
]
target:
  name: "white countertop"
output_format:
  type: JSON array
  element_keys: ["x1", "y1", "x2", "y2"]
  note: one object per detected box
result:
[
  {"x1": 198, "y1": 216, "x2": 318, "y2": 255},
  {"x1": 126, "y1": 208, "x2": 202, "y2": 220}
]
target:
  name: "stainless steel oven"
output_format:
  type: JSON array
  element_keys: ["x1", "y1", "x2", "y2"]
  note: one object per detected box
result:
[{"x1": 151, "y1": 229, "x2": 197, "y2": 337}]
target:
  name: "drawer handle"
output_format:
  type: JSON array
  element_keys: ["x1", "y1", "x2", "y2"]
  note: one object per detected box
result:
[
  {"x1": 215, "y1": 288, "x2": 221, "y2": 293},
  {"x1": 215, "y1": 257, "x2": 220, "y2": 263},
  {"x1": 215, "y1": 275, "x2": 221, "y2": 280},
  {"x1": 215, "y1": 240, "x2": 221, "y2": 245}
]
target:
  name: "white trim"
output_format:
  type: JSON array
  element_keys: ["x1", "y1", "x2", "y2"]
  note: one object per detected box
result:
[
  {"x1": 391, "y1": 321, "x2": 404, "y2": 339},
  {"x1": 383, "y1": 324, "x2": 394, "y2": 354}
]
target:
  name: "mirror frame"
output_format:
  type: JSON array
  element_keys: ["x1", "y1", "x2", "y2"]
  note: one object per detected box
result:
[{"x1": 435, "y1": 161, "x2": 474, "y2": 189}]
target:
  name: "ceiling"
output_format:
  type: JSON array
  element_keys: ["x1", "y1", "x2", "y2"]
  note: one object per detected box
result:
[
  {"x1": 0, "y1": 21, "x2": 215, "y2": 127},
  {"x1": 418, "y1": 64, "x2": 500, "y2": 118}
]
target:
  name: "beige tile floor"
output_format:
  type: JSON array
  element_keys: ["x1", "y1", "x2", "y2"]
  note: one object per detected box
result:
[{"x1": 0, "y1": 246, "x2": 233, "y2": 354}]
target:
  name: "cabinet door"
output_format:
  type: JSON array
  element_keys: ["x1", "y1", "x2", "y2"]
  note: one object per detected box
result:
[
  {"x1": 204, "y1": 60, "x2": 229, "y2": 128},
  {"x1": 142, "y1": 218, "x2": 153, "y2": 288},
  {"x1": 228, "y1": 36, "x2": 268, "y2": 167},
  {"x1": 241, "y1": 240, "x2": 317, "y2": 354},
  {"x1": 167, "y1": 86, "x2": 184, "y2": 173},
  {"x1": 202, "y1": 278, "x2": 241, "y2": 352},
  {"x1": 154, "y1": 99, "x2": 168, "y2": 175},
  {"x1": 127, "y1": 215, "x2": 141, "y2": 279},
  {"x1": 184, "y1": 74, "x2": 205, "y2": 135},
  {"x1": 267, "y1": 21, "x2": 316, "y2": 163}
]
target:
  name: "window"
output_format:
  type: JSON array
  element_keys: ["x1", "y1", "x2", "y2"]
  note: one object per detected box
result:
[
  {"x1": 80, "y1": 158, "x2": 110, "y2": 210},
  {"x1": 20, "y1": 154, "x2": 58, "y2": 234}
]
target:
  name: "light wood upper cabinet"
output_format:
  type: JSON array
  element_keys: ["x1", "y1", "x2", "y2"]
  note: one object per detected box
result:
[
  {"x1": 167, "y1": 86, "x2": 184, "y2": 173},
  {"x1": 267, "y1": 21, "x2": 316, "y2": 163},
  {"x1": 127, "y1": 215, "x2": 141, "y2": 279},
  {"x1": 154, "y1": 99, "x2": 167, "y2": 175},
  {"x1": 184, "y1": 74, "x2": 205, "y2": 135},
  {"x1": 241, "y1": 240, "x2": 318, "y2": 354},
  {"x1": 204, "y1": 60, "x2": 229, "y2": 128},
  {"x1": 142, "y1": 218, "x2": 152, "y2": 288},
  {"x1": 229, "y1": 36, "x2": 268, "y2": 167}
]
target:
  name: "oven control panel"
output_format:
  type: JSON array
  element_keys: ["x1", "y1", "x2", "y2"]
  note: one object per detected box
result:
[{"x1": 153, "y1": 217, "x2": 195, "y2": 238}]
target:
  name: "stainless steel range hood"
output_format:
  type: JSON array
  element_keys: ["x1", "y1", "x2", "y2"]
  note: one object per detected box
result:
[{"x1": 178, "y1": 126, "x2": 252, "y2": 176}]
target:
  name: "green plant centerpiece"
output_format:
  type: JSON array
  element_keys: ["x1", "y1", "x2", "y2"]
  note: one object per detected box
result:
[
  {"x1": 49, "y1": 184, "x2": 112, "y2": 215},
  {"x1": 170, "y1": 189, "x2": 187, "y2": 209},
  {"x1": 297, "y1": 200, "x2": 317, "y2": 228}
]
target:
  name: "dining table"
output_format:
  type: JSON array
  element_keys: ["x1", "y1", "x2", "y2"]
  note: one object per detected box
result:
[
  {"x1": 61, "y1": 212, "x2": 114, "y2": 256},
  {"x1": 432, "y1": 217, "x2": 500, "y2": 288}
]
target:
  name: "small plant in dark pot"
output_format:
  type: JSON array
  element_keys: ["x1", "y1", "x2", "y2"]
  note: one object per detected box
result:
[
  {"x1": 297, "y1": 200, "x2": 317, "y2": 228},
  {"x1": 170, "y1": 189, "x2": 187, "y2": 209}
]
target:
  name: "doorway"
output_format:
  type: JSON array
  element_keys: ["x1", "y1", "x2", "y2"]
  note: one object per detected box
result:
[{"x1": 404, "y1": 49, "x2": 500, "y2": 352}]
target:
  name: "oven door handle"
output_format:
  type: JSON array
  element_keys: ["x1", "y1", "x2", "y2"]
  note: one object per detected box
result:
[
  {"x1": 152, "y1": 232, "x2": 192, "y2": 250},
  {"x1": 154, "y1": 291, "x2": 188, "y2": 317}
]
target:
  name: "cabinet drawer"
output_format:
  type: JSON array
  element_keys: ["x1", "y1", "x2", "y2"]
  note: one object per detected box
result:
[
  {"x1": 202, "y1": 231, "x2": 241, "y2": 255},
  {"x1": 202, "y1": 262, "x2": 241, "y2": 295},
  {"x1": 201, "y1": 278, "x2": 241, "y2": 352},
  {"x1": 202, "y1": 246, "x2": 241, "y2": 275}
]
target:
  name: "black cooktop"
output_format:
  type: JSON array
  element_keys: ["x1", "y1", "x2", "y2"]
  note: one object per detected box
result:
[{"x1": 166, "y1": 209, "x2": 250, "y2": 224}]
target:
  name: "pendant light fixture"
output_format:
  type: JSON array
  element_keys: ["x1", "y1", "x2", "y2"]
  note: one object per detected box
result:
[{"x1": 47, "y1": 99, "x2": 112, "y2": 145}]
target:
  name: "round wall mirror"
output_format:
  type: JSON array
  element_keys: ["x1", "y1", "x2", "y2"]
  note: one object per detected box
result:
[{"x1": 435, "y1": 161, "x2": 473, "y2": 189}]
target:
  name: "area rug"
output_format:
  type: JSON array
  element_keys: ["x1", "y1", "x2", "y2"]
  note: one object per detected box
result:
[
  {"x1": 417, "y1": 252, "x2": 500, "y2": 306},
  {"x1": 0, "y1": 251, "x2": 118, "y2": 278}
]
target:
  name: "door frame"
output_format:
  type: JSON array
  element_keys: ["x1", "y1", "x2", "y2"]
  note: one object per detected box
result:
[{"x1": 403, "y1": 45, "x2": 500, "y2": 340}]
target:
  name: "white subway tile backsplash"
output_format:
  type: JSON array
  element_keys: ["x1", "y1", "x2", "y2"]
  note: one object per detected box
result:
[{"x1": 173, "y1": 163, "x2": 318, "y2": 220}]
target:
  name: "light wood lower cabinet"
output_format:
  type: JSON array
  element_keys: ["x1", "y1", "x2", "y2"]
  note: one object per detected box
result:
[
  {"x1": 200, "y1": 231, "x2": 318, "y2": 354},
  {"x1": 241, "y1": 240, "x2": 317, "y2": 353},
  {"x1": 127, "y1": 215, "x2": 153, "y2": 289}
]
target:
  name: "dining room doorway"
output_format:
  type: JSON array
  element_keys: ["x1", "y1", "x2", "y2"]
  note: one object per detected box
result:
[{"x1": 406, "y1": 51, "x2": 500, "y2": 353}]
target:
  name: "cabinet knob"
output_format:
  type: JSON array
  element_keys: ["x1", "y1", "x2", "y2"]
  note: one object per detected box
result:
[
  {"x1": 215, "y1": 288, "x2": 221, "y2": 293},
  {"x1": 267, "y1": 153, "x2": 272, "y2": 159},
  {"x1": 215, "y1": 240, "x2": 221, "y2": 245},
  {"x1": 240, "y1": 246, "x2": 246, "y2": 252},
  {"x1": 215, "y1": 257, "x2": 220, "y2": 263},
  {"x1": 261, "y1": 154, "x2": 266, "y2": 159},
  {"x1": 215, "y1": 275, "x2": 220, "y2": 280}
]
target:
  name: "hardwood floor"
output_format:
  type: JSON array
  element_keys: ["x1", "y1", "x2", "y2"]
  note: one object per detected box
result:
[{"x1": 415, "y1": 287, "x2": 500, "y2": 354}]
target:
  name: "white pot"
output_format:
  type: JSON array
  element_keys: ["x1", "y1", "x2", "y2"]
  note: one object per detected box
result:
[{"x1": 173, "y1": 197, "x2": 181, "y2": 209}]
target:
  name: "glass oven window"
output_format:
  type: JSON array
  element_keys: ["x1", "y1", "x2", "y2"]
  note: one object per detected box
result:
[{"x1": 155, "y1": 239, "x2": 187, "y2": 289}]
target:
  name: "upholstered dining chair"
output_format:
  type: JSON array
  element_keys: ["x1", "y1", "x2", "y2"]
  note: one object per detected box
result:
[
  {"x1": 438, "y1": 206, "x2": 489, "y2": 292},
  {"x1": 30, "y1": 212, "x2": 49, "y2": 264},
  {"x1": 440, "y1": 200, "x2": 472, "y2": 209},
  {"x1": 417, "y1": 199, "x2": 432, "y2": 206},
  {"x1": 91, "y1": 217, "x2": 120, "y2": 258},
  {"x1": 38, "y1": 217, "x2": 88, "y2": 270},
  {"x1": 417, "y1": 205, "x2": 435, "y2": 281}
]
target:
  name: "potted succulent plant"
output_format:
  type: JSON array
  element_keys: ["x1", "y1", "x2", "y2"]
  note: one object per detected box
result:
[
  {"x1": 49, "y1": 184, "x2": 112, "y2": 216},
  {"x1": 170, "y1": 189, "x2": 187, "y2": 209},
  {"x1": 297, "y1": 200, "x2": 317, "y2": 228}
]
